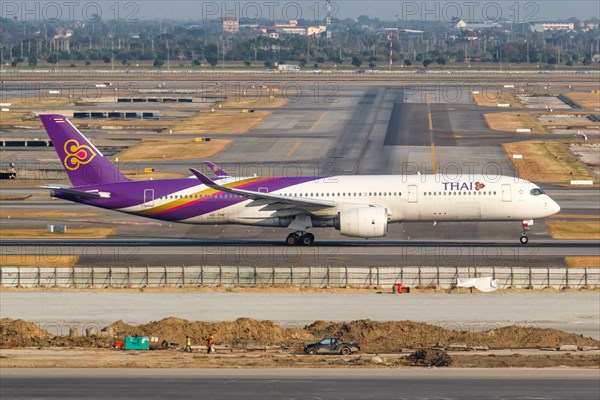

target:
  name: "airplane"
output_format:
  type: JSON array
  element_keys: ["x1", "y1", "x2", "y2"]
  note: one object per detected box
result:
[{"x1": 39, "y1": 114, "x2": 560, "y2": 245}]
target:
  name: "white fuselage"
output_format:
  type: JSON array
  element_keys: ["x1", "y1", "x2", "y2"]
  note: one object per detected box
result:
[{"x1": 125, "y1": 174, "x2": 560, "y2": 227}]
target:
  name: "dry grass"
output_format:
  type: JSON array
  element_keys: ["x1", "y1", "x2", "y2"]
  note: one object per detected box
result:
[
  {"x1": 545, "y1": 221, "x2": 600, "y2": 240},
  {"x1": 1, "y1": 255, "x2": 79, "y2": 268},
  {"x1": 485, "y1": 112, "x2": 546, "y2": 134},
  {"x1": 503, "y1": 140, "x2": 597, "y2": 182},
  {"x1": 549, "y1": 214, "x2": 600, "y2": 219},
  {"x1": 0, "y1": 98, "x2": 73, "y2": 128},
  {"x1": 115, "y1": 138, "x2": 231, "y2": 162},
  {"x1": 172, "y1": 110, "x2": 272, "y2": 134},
  {"x1": 474, "y1": 90, "x2": 523, "y2": 108},
  {"x1": 565, "y1": 256, "x2": 600, "y2": 268},
  {"x1": 0, "y1": 210, "x2": 98, "y2": 219},
  {"x1": 0, "y1": 227, "x2": 117, "y2": 239},
  {"x1": 217, "y1": 93, "x2": 287, "y2": 109},
  {"x1": 564, "y1": 92, "x2": 600, "y2": 109},
  {"x1": 0, "y1": 195, "x2": 31, "y2": 201},
  {"x1": 124, "y1": 171, "x2": 186, "y2": 180}
]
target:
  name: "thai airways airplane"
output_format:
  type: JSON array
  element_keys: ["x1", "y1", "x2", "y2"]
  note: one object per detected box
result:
[{"x1": 40, "y1": 114, "x2": 560, "y2": 245}]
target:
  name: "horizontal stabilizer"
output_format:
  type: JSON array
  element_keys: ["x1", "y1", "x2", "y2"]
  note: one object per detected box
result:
[{"x1": 42, "y1": 185, "x2": 111, "y2": 199}]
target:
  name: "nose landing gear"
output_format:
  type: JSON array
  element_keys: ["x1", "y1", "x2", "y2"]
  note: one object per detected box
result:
[
  {"x1": 286, "y1": 231, "x2": 315, "y2": 246},
  {"x1": 520, "y1": 220, "x2": 531, "y2": 244}
]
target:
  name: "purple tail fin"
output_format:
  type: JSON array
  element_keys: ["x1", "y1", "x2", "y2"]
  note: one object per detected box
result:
[{"x1": 40, "y1": 114, "x2": 127, "y2": 186}]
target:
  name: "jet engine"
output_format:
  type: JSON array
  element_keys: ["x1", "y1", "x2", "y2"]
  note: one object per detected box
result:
[{"x1": 336, "y1": 207, "x2": 388, "y2": 238}]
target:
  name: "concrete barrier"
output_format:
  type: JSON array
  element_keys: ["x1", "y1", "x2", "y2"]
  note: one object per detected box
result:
[
  {"x1": 1, "y1": 266, "x2": 598, "y2": 290},
  {"x1": 570, "y1": 180, "x2": 594, "y2": 185}
]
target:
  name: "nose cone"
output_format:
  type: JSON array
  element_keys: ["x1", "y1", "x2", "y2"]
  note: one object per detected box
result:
[{"x1": 548, "y1": 198, "x2": 561, "y2": 216}]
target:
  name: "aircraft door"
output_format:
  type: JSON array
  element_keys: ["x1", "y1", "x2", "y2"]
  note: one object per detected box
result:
[
  {"x1": 143, "y1": 189, "x2": 155, "y2": 208},
  {"x1": 501, "y1": 184, "x2": 511, "y2": 202},
  {"x1": 408, "y1": 185, "x2": 418, "y2": 203}
]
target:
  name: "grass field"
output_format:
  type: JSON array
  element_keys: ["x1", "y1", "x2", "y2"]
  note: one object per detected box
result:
[
  {"x1": 0, "y1": 227, "x2": 116, "y2": 239},
  {"x1": 171, "y1": 109, "x2": 272, "y2": 134},
  {"x1": 0, "y1": 210, "x2": 98, "y2": 219},
  {"x1": 545, "y1": 220, "x2": 600, "y2": 240},
  {"x1": 485, "y1": 112, "x2": 546, "y2": 133},
  {"x1": 564, "y1": 92, "x2": 600, "y2": 109},
  {"x1": 115, "y1": 138, "x2": 231, "y2": 162},
  {"x1": 564, "y1": 256, "x2": 600, "y2": 268},
  {"x1": 1, "y1": 255, "x2": 79, "y2": 268},
  {"x1": 473, "y1": 90, "x2": 523, "y2": 108},
  {"x1": 503, "y1": 140, "x2": 597, "y2": 182}
]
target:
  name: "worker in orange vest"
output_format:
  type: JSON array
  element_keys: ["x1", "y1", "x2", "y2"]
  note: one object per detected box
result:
[{"x1": 206, "y1": 335, "x2": 214, "y2": 354}]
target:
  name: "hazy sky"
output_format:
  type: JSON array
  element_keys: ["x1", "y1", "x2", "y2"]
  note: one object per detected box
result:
[
  {"x1": 130, "y1": 1, "x2": 599, "y2": 21},
  {"x1": 3, "y1": 1, "x2": 599, "y2": 23}
]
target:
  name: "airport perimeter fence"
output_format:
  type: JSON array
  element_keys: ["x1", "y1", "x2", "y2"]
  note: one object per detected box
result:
[
  {"x1": 2, "y1": 69, "x2": 599, "y2": 78},
  {"x1": 0, "y1": 266, "x2": 598, "y2": 290}
]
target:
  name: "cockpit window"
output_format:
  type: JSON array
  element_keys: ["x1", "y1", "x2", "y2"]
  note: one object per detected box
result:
[{"x1": 530, "y1": 188, "x2": 545, "y2": 196}]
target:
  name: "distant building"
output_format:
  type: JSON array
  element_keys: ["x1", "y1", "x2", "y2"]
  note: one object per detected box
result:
[
  {"x1": 53, "y1": 28, "x2": 73, "y2": 52},
  {"x1": 259, "y1": 20, "x2": 309, "y2": 36},
  {"x1": 455, "y1": 20, "x2": 503, "y2": 30},
  {"x1": 529, "y1": 22, "x2": 575, "y2": 32},
  {"x1": 221, "y1": 17, "x2": 239, "y2": 34},
  {"x1": 307, "y1": 26, "x2": 326, "y2": 36}
]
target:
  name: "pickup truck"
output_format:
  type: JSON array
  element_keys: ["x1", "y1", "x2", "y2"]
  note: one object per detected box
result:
[{"x1": 303, "y1": 337, "x2": 361, "y2": 355}]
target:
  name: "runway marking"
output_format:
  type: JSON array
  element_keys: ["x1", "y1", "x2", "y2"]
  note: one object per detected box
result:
[
  {"x1": 426, "y1": 95, "x2": 437, "y2": 174},
  {"x1": 309, "y1": 112, "x2": 326, "y2": 131},
  {"x1": 287, "y1": 141, "x2": 302, "y2": 157},
  {"x1": 431, "y1": 143, "x2": 437, "y2": 174}
]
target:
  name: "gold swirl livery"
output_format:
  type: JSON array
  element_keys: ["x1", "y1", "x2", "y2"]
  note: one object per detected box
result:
[{"x1": 63, "y1": 139, "x2": 97, "y2": 171}]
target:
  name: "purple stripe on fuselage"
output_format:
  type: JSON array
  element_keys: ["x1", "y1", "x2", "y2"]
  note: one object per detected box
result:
[
  {"x1": 144, "y1": 175, "x2": 317, "y2": 221},
  {"x1": 57, "y1": 176, "x2": 319, "y2": 222}
]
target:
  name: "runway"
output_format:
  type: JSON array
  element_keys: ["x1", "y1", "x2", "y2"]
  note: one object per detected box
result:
[
  {"x1": 1, "y1": 82, "x2": 598, "y2": 269},
  {"x1": 1, "y1": 238, "x2": 597, "y2": 267},
  {"x1": 2, "y1": 369, "x2": 599, "y2": 400}
]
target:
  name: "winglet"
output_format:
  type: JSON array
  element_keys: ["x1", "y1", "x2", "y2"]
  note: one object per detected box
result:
[
  {"x1": 204, "y1": 161, "x2": 230, "y2": 177},
  {"x1": 189, "y1": 168, "x2": 218, "y2": 187}
]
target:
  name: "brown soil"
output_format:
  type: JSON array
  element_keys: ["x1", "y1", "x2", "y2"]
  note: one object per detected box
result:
[
  {"x1": 1, "y1": 348, "x2": 598, "y2": 369},
  {"x1": 2, "y1": 318, "x2": 598, "y2": 354}
]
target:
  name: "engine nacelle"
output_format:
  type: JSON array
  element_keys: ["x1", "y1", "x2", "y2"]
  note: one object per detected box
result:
[{"x1": 336, "y1": 207, "x2": 388, "y2": 238}]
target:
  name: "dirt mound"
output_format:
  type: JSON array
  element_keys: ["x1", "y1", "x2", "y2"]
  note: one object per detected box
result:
[
  {"x1": 407, "y1": 350, "x2": 453, "y2": 367},
  {"x1": 305, "y1": 320, "x2": 600, "y2": 352},
  {"x1": 2, "y1": 317, "x2": 599, "y2": 352},
  {"x1": 1, "y1": 318, "x2": 54, "y2": 347},
  {"x1": 107, "y1": 317, "x2": 314, "y2": 348},
  {"x1": 1, "y1": 318, "x2": 110, "y2": 348}
]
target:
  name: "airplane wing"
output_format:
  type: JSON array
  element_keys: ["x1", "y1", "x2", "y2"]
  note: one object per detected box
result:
[
  {"x1": 42, "y1": 185, "x2": 111, "y2": 199},
  {"x1": 189, "y1": 168, "x2": 336, "y2": 213}
]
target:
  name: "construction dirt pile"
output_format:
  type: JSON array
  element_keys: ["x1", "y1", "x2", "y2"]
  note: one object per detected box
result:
[{"x1": 2, "y1": 317, "x2": 599, "y2": 353}]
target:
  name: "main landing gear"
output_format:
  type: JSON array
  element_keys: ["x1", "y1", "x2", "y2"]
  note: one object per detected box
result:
[
  {"x1": 520, "y1": 221, "x2": 530, "y2": 244},
  {"x1": 286, "y1": 231, "x2": 315, "y2": 246}
]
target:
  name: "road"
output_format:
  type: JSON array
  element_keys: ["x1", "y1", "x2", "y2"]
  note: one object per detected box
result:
[
  {"x1": 1, "y1": 292, "x2": 598, "y2": 339},
  {"x1": 1, "y1": 368, "x2": 599, "y2": 400}
]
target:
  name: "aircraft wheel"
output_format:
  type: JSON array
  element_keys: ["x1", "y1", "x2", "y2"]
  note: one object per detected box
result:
[
  {"x1": 286, "y1": 233, "x2": 299, "y2": 246},
  {"x1": 520, "y1": 235, "x2": 529, "y2": 244},
  {"x1": 300, "y1": 233, "x2": 315, "y2": 246}
]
